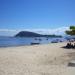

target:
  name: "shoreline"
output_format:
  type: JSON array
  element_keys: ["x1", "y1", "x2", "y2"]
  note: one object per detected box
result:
[{"x1": 0, "y1": 42, "x2": 67, "y2": 48}]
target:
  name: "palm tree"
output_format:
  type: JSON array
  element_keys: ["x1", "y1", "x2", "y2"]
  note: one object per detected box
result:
[{"x1": 65, "y1": 26, "x2": 75, "y2": 35}]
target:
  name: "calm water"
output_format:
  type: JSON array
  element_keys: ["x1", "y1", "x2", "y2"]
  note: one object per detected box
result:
[{"x1": 0, "y1": 37, "x2": 66, "y2": 47}]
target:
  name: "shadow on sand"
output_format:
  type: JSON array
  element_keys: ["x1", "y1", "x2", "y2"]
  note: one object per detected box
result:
[
  {"x1": 68, "y1": 61, "x2": 75, "y2": 67},
  {"x1": 61, "y1": 46, "x2": 75, "y2": 49}
]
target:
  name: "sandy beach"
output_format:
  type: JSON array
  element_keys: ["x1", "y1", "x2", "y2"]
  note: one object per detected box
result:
[{"x1": 0, "y1": 42, "x2": 75, "y2": 75}]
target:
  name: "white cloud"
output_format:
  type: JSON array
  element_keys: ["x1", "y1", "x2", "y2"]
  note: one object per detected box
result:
[
  {"x1": 0, "y1": 26, "x2": 69, "y2": 36},
  {"x1": 24, "y1": 27, "x2": 69, "y2": 35}
]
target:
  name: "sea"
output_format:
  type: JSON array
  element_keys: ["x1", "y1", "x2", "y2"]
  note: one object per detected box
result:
[{"x1": 0, "y1": 36, "x2": 66, "y2": 47}]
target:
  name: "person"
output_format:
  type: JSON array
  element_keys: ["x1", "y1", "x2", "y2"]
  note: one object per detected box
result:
[
  {"x1": 66, "y1": 42, "x2": 72, "y2": 48},
  {"x1": 73, "y1": 43, "x2": 75, "y2": 48},
  {"x1": 71, "y1": 43, "x2": 74, "y2": 48}
]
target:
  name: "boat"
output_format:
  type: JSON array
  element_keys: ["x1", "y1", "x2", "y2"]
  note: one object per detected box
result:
[
  {"x1": 38, "y1": 38, "x2": 42, "y2": 41},
  {"x1": 30, "y1": 42, "x2": 40, "y2": 45},
  {"x1": 51, "y1": 39, "x2": 58, "y2": 43},
  {"x1": 34, "y1": 38, "x2": 38, "y2": 40}
]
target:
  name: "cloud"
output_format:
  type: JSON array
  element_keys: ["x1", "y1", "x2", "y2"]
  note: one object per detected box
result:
[
  {"x1": 24, "y1": 27, "x2": 69, "y2": 35},
  {"x1": 0, "y1": 26, "x2": 69, "y2": 36}
]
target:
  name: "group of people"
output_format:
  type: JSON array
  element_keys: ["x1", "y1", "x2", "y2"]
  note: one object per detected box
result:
[{"x1": 66, "y1": 39, "x2": 75, "y2": 49}]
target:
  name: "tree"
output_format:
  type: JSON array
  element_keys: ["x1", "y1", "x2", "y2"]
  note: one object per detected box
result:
[{"x1": 65, "y1": 26, "x2": 75, "y2": 35}]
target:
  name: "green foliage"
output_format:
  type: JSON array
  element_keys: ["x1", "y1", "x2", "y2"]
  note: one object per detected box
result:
[
  {"x1": 65, "y1": 26, "x2": 75, "y2": 35},
  {"x1": 70, "y1": 26, "x2": 75, "y2": 30}
]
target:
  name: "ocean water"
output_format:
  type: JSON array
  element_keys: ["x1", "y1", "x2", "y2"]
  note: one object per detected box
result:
[{"x1": 0, "y1": 37, "x2": 66, "y2": 47}]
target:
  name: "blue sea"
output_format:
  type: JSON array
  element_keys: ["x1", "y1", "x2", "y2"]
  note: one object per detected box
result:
[{"x1": 0, "y1": 36, "x2": 66, "y2": 47}]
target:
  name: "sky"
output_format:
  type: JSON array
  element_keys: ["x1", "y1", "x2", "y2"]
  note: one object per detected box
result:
[{"x1": 0, "y1": 0, "x2": 75, "y2": 36}]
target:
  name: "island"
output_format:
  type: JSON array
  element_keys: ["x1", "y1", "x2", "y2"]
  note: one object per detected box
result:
[{"x1": 15, "y1": 31, "x2": 62, "y2": 38}]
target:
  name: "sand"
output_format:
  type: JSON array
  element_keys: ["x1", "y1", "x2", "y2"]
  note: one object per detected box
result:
[{"x1": 0, "y1": 42, "x2": 75, "y2": 75}]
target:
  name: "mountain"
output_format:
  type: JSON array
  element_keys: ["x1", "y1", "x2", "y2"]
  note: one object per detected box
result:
[
  {"x1": 15, "y1": 31, "x2": 62, "y2": 37},
  {"x1": 15, "y1": 31, "x2": 42, "y2": 37}
]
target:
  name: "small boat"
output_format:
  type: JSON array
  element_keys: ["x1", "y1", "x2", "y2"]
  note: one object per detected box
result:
[
  {"x1": 51, "y1": 40, "x2": 58, "y2": 43},
  {"x1": 51, "y1": 41, "x2": 58, "y2": 43},
  {"x1": 46, "y1": 38, "x2": 48, "y2": 40},
  {"x1": 31, "y1": 42, "x2": 40, "y2": 45},
  {"x1": 38, "y1": 38, "x2": 42, "y2": 41},
  {"x1": 46, "y1": 37, "x2": 48, "y2": 40},
  {"x1": 34, "y1": 38, "x2": 38, "y2": 40}
]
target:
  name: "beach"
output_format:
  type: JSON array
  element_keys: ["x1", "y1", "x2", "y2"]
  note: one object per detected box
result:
[{"x1": 0, "y1": 42, "x2": 75, "y2": 75}]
